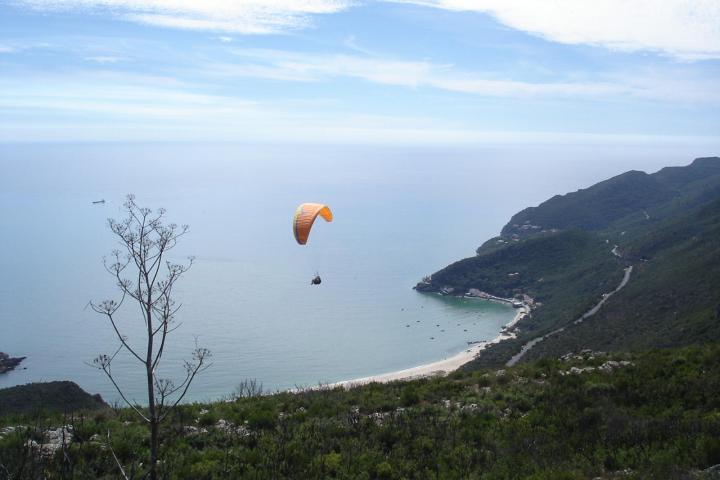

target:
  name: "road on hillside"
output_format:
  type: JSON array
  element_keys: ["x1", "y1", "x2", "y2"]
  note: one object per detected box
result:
[{"x1": 506, "y1": 264, "x2": 633, "y2": 367}]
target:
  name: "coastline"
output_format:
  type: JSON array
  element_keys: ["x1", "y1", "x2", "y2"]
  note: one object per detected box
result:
[
  {"x1": 329, "y1": 303, "x2": 528, "y2": 389},
  {"x1": 0, "y1": 352, "x2": 26, "y2": 375}
]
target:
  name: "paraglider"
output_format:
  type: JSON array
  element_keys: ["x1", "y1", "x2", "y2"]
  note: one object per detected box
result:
[
  {"x1": 293, "y1": 203, "x2": 333, "y2": 245},
  {"x1": 293, "y1": 203, "x2": 333, "y2": 285}
]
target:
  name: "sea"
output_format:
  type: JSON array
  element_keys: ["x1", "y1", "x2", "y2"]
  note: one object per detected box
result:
[{"x1": 0, "y1": 142, "x2": 708, "y2": 403}]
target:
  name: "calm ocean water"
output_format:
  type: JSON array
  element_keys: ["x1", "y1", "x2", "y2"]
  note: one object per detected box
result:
[{"x1": 0, "y1": 142, "x2": 704, "y2": 402}]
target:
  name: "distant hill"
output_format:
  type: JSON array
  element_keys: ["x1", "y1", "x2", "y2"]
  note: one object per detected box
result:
[
  {"x1": 500, "y1": 157, "x2": 720, "y2": 239},
  {"x1": 501, "y1": 170, "x2": 671, "y2": 235},
  {"x1": 0, "y1": 381, "x2": 107, "y2": 416},
  {"x1": 417, "y1": 157, "x2": 720, "y2": 367}
]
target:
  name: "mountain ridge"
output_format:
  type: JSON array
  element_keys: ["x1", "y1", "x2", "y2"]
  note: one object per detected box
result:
[{"x1": 417, "y1": 156, "x2": 720, "y2": 367}]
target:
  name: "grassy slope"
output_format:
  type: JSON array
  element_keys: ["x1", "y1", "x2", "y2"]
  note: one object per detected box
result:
[
  {"x1": 522, "y1": 198, "x2": 720, "y2": 361},
  {"x1": 1, "y1": 345, "x2": 719, "y2": 479}
]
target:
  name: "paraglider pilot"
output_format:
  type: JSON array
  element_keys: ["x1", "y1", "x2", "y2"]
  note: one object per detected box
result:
[{"x1": 293, "y1": 203, "x2": 333, "y2": 286}]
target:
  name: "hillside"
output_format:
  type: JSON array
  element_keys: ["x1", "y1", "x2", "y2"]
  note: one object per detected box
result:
[
  {"x1": 1, "y1": 345, "x2": 719, "y2": 479},
  {"x1": 417, "y1": 230, "x2": 625, "y2": 336},
  {"x1": 417, "y1": 157, "x2": 720, "y2": 367},
  {"x1": 501, "y1": 157, "x2": 720, "y2": 240},
  {"x1": 0, "y1": 381, "x2": 107, "y2": 416},
  {"x1": 521, "y1": 197, "x2": 720, "y2": 362}
]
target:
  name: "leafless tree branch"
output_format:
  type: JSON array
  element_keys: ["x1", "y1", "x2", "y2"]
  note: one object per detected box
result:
[
  {"x1": 106, "y1": 430, "x2": 130, "y2": 480},
  {"x1": 90, "y1": 195, "x2": 209, "y2": 480}
]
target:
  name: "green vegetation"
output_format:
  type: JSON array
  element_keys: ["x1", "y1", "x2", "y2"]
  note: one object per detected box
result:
[
  {"x1": 419, "y1": 230, "x2": 624, "y2": 337},
  {"x1": 503, "y1": 157, "x2": 720, "y2": 237},
  {"x1": 523, "y1": 196, "x2": 720, "y2": 362},
  {"x1": 503, "y1": 170, "x2": 673, "y2": 234},
  {"x1": 418, "y1": 157, "x2": 720, "y2": 367},
  {"x1": 1, "y1": 345, "x2": 719, "y2": 479},
  {"x1": 0, "y1": 381, "x2": 106, "y2": 416}
]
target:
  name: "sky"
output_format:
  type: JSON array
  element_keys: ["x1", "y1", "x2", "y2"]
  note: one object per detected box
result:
[{"x1": 1, "y1": 0, "x2": 719, "y2": 145}]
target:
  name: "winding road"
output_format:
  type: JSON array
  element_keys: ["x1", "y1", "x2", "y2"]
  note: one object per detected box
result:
[{"x1": 506, "y1": 265, "x2": 633, "y2": 366}]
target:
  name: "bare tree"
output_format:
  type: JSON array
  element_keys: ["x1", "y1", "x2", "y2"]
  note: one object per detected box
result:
[
  {"x1": 234, "y1": 379, "x2": 264, "y2": 399},
  {"x1": 90, "y1": 194, "x2": 210, "y2": 480}
]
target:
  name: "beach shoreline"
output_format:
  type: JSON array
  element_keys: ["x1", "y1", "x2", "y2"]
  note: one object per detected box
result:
[{"x1": 329, "y1": 302, "x2": 528, "y2": 389}]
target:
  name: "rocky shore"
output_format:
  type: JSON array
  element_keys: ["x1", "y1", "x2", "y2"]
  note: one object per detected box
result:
[{"x1": 0, "y1": 351, "x2": 26, "y2": 374}]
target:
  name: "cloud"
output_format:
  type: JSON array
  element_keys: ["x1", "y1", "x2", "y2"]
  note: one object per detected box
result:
[
  {"x1": 342, "y1": 35, "x2": 375, "y2": 55},
  {"x1": 15, "y1": 0, "x2": 352, "y2": 34},
  {"x1": 0, "y1": 73, "x2": 262, "y2": 121},
  {"x1": 213, "y1": 48, "x2": 720, "y2": 103},
  {"x1": 2, "y1": 67, "x2": 718, "y2": 145},
  {"x1": 0, "y1": 42, "x2": 55, "y2": 54},
  {"x1": 396, "y1": 0, "x2": 720, "y2": 60},
  {"x1": 85, "y1": 55, "x2": 126, "y2": 63},
  {"x1": 0, "y1": 70, "x2": 456, "y2": 143}
]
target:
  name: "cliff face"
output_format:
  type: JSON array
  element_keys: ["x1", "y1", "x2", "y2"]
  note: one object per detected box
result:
[{"x1": 416, "y1": 157, "x2": 720, "y2": 366}]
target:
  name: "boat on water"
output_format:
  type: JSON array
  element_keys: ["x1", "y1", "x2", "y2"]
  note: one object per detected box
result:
[{"x1": 92, "y1": 199, "x2": 105, "y2": 204}]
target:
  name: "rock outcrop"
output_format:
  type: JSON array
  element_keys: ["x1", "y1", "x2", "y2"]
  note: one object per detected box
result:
[{"x1": 0, "y1": 352, "x2": 25, "y2": 374}]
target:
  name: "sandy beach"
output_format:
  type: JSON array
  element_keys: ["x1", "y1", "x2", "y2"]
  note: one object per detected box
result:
[{"x1": 330, "y1": 304, "x2": 528, "y2": 389}]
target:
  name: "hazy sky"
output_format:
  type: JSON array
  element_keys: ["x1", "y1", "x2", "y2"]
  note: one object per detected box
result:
[{"x1": 1, "y1": 1, "x2": 719, "y2": 144}]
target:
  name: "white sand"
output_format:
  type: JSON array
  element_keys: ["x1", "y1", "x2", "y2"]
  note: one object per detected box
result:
[{"x1": 329, "y1": 305, "x2": 528, "y2": 389}]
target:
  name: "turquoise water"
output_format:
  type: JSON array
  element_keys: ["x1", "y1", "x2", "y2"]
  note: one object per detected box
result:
[{"x1": 0, "y1": 143, "x2": 701, "y2": 402}]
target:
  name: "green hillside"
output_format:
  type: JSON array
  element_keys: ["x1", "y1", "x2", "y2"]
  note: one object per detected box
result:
[
  {"x1": 2, "y1": 345, "x2": 719, "y2": 479},
  {"x1": 417, "y1": 230, "x2": 624, "y2": 336},
  {"x1": 0, "y1": 381, "x2": 107, "y2": 416},
  {"x1": 502, "y1": 170, "x2": 672, "y2": 235},
  {"x1": 502, "y1": 157, "x2": 720, "y2": 238},
  {"x1": 522, "y1": 197, "x2": 720, "y2": 362},
  {"x1": 417, "y1": 157, "x2": 720, "y2": 367}
]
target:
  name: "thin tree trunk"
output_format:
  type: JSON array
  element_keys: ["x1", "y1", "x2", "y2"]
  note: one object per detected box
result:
[
  {"x1": 150, "y1": 419, "x2": 159, "y2": 480},
  {"x1": 146, "y1": 286, "x2": 158, "y2": 480}
]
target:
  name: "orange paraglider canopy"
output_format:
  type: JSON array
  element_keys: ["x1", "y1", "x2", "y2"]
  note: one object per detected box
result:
[{"x1": 293, "y1": 203, "x2": 333, "y2": 245}]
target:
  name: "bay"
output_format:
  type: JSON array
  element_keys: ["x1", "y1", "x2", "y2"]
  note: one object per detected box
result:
[{"x1": 0, "y1": 142, "x2": 700, "y2": 402}]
